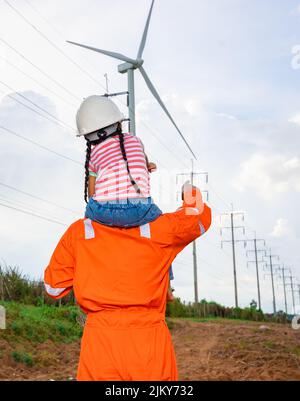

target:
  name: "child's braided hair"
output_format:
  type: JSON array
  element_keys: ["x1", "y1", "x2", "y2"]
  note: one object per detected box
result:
[
  {"x1": 84, "y1": 140, "x2": 92, "y2": 203},
  {"x1": 84, "y1": 123, "x2": 141, "y2": 203},
  {"x1": 117, "y1": 125, "x2": 141, "y2": 196}
]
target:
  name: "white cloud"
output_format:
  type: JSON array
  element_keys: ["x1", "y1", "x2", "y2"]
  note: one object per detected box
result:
[
  {"x1": 289, "y1": 113, "x2": 300, "y2": 125},
  {"x1": 233, "y1": 153, "x2": 300, "y2": 199},
  {"x1": 215, "y1": 112, "x2": 238, "y2": 121},
  {"x1": 183, "y1": 98, "x2": 204, "y2": 117},
  {"x1": 290, "y1": 4, "x2": 300, "y2": 16},
  {"x1": 271, "y1": 218, "x2": 291, "y2": 238}
]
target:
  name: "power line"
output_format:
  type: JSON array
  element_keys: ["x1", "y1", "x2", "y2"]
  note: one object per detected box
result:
[
  {"x1": 207, "y1": 182, "x2": 232, "y2": 210},
  {"x1": 0, "y1": 193, "x2": 66, "y2": 222},
  {"x1": 0, "y1": 88, "x2": 73, "y2": 131},
  {"x1": 0, "y1": 125, "x2": 83, "y2": 166},
  {"x1": 174, "y1": 257, "x2": 227, "y2": 283},
  {"x1": 0, "y1": 80, "x2": 76, "y2": 132},
  {"x1": 0, "y1": 201, "x2": 67, "y2": 226},
  {"x1": 142, "y1": 124, "x2": 190, "y2": 170},
  {"x1": 196, "y1": 255, "x2": 230, "y2": 283},
  {"x1": 0, "y1": 54, "x2": 77, "y2": 108},
  {"x1": 204, "y1": 236, "x2": 234, "y2": 261},
  {"x1": 24, "y1": 0, "x2": 66, "y2": 39},
  {"x1": 0, "y1": 38, "x2": 81, "y2": 101},
  {"x1": 4, "y1": 0, "x2": 105, "y2": 90},
  {"x1": 0, "y1": 181, "x2": 81, "y2": 216},
  {"x1": 207, "y1": 200, "x2": 225, "y2": 217}
]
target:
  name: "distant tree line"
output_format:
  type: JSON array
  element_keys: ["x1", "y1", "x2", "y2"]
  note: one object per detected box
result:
[
  {"x1": 166, "y1": 297, "x2": 289, "y2": 324},
  {"x1": 0, "y1": 264, "x2": 289, "y2": 323}
]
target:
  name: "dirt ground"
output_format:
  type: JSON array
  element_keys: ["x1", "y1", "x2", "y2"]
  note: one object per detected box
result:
[{"x1": 0, "y1": 319, "x2": 299, "y2": 381}]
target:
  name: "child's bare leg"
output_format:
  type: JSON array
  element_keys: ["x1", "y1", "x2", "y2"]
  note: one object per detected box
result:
[{"x1": 167, "y1": 280, "x2": 175, "y2": 302}]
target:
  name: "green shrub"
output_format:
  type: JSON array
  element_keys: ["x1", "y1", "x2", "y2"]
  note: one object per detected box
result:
[
  {"x1": 11, "y1": 351, "x2": 34, "y2": 367},
  {"x1": 0, "y1": 263, "x2": 75, "y2": 306}
]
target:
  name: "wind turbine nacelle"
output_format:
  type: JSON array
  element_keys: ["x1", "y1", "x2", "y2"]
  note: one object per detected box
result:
[
  {"x1": 118, "y1": 60, "x2": 144, "y2": 73},
  {"x1": 118, "y1": 62, "x2": 134, "y2": 74}
]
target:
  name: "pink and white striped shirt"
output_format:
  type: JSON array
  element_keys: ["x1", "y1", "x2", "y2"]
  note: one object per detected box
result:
[{"x1": 89, "y1": 133, "x2": 151, "y2": 201}]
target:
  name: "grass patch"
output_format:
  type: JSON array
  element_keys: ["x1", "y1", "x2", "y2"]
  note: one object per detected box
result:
[
  {"x1": 0, "y1": 302, "x2": 83, "y2": 344},
  {"x1": 289, "y1": 347, "x2": 300, "y2": 357},
  {"x1": 237, "y1": 340, "x2": 248, "y2": 350},
  {"x1": 263, "y1": 340, "x2": 276, "y2": 349}
]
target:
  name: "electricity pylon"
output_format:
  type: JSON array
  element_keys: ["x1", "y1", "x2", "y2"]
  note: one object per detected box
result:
[
  {"x1": 220, "y1": 208, "x2": 246, "y2": 308},
  {"x1": 245, "y1": 234, "x2": 266, "y2": 311},
  {"x1": 264, "y1": 251, "x2": 280, "y2": 314}
]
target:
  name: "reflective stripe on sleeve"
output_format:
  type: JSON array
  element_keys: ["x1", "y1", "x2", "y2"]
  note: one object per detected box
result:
[{"x1": 44, "y1": 283, "x2": 66, "y2": 297}]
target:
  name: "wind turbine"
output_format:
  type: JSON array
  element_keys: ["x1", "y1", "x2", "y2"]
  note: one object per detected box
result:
[{"x1": 67, "y1": 0, "x2": 196, "y2": 159}]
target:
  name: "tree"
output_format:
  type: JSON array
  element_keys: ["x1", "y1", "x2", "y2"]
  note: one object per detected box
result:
[{"x1": 250, "y1": 300, "x2": 257, "y2": 310}]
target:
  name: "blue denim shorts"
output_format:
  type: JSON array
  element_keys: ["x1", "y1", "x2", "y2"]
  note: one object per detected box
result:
[{"x1": 85, "y1": 197, "x2": 162, "y2": 228}]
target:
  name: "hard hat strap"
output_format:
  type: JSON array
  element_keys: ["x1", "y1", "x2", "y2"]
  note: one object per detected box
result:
[{"x1": 85, "y1": 123, "x2": 119, "y2": 143}]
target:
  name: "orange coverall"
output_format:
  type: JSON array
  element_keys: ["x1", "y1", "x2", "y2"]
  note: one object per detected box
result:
[{"x1": 44, "y1": 196, "x2": 211, "y2": 381}]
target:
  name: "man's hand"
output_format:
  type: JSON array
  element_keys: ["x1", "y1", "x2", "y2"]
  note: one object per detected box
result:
[{"x1": 182, "y1": 182, "x2": 204, "y2": 214}]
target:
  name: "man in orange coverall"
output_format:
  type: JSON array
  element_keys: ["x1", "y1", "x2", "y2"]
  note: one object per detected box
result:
[{"x1": 44, "y1": 185, "x2": 211, "y2": 381}]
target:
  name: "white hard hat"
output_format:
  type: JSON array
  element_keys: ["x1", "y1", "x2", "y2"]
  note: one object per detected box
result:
[{"x1": 76, "y1": 95, "x2": 125, "y2": 136}]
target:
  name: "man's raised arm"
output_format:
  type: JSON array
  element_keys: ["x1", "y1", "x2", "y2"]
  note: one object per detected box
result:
[{"x1": 169, "y1": 184, "x2": 212, "y2": 251}]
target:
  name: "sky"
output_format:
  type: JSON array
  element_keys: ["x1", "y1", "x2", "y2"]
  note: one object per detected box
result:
[{"x1": 0, "y1": 0, "x2": 300, "y2": 313}]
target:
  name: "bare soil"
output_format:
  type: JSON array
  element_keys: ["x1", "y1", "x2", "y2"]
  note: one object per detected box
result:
[{"x1": 0, "y1": 319, "x2": 299, "y2": 381}]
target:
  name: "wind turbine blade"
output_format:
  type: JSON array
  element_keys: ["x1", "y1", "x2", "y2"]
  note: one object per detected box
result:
[
  {"x1": 67, "y1": 41, "x2": 137, "y2": 65},
  {"x1": 137, "y1": 0, "x2": 155, "y2": 59},
  {"x1": 139, "y1": 66, "x2": 197, "y2": 159}
]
